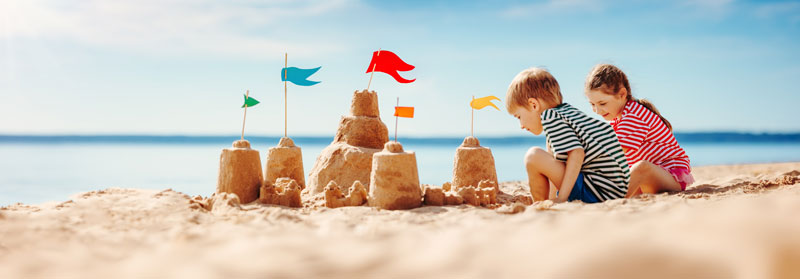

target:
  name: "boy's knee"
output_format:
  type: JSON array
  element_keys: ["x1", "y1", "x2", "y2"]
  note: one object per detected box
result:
[{"x1": 524, "y1": 147, "x2": 547, "y2": 166}]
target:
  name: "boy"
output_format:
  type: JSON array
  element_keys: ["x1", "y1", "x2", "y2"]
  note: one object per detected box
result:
[{"x1": 505, "y1": 67, "x2": 629, "y2": 203}]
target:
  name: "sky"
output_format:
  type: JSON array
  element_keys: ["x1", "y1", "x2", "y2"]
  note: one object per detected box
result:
[{"x1": 1, "y1": 0, "x2": 799, "y2": 137}]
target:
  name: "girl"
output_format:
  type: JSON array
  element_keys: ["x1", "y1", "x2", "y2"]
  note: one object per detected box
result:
[{"x1": 584, "y1": 64, "x2": 693, "y2": 197}]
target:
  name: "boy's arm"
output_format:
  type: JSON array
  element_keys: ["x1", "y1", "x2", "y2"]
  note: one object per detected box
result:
[
  {"x1": 546, "y1": 145, "x2": 558, "y2": 198},
  {"x1": 553, "y1": 148, "x2": 585, "y2": 203}
]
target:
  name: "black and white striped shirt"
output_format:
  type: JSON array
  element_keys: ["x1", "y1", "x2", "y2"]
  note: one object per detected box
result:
[{"x1": 542, "y1": 103, "x2": 630, "y2": 201}]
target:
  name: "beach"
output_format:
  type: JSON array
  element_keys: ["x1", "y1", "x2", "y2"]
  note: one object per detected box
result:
[
  {"x1": 4, "y1": 0, "x2": 800, "y2": 278},
  {"x1": 1, "y1": 162, "x2": 799, "y2": 278}
]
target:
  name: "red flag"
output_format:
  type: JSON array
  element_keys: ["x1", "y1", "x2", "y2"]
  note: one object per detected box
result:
[
  {"x1": 365, "y1": 50, "x2": 416, "y2": 83},
  {"x1": 394, "y1": 106, "x2": 414, "y2": 118}
]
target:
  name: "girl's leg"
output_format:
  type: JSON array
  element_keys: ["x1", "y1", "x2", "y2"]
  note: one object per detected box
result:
[
  {"x1": 524, "y1": 147, "x2": 566, "y2": 201},
  {"x1": 626, "y1": 161, "x2": 681, "y2": 198}
]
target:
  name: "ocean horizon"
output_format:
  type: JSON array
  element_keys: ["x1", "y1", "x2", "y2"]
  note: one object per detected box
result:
[
  {"x1": 2, "y1": 132, "x2": 800, "y2": 206},
  {"x1": 3, "y1": 132, "x2": 800, "y2": 145}
]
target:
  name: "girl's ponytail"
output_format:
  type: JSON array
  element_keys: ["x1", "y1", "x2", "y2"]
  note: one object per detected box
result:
[{"x1": 636, "y1": 98, "x2": 672, "y2": 131}]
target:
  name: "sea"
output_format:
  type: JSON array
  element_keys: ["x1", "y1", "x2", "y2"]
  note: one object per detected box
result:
[{"x1": 2, "y1": 133, "x2": 800, "y2": 206}]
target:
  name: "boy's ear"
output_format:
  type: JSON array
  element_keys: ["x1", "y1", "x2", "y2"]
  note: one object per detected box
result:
[{"x1": 527, "y1": 98, "x2": 539, "y2": 111}]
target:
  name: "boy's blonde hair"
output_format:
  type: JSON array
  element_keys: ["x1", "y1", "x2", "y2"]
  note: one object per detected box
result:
[{"x1": 505, "y1": 67, "x2": 563, "y2": 112}]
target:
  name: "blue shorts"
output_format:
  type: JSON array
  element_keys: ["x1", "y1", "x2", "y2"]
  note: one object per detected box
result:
[{"x1": 563, "y1": 173, "x2": 600, "y2": 203}]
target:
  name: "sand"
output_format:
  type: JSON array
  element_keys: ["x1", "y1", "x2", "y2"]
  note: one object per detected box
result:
[{"x1": 2, "y1": 162, "x2": 800, "y2": 278}]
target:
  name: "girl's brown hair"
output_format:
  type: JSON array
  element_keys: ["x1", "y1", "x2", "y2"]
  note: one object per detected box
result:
[{"x1": 585, "y1": 64, "x2": 672, "y2": 130}]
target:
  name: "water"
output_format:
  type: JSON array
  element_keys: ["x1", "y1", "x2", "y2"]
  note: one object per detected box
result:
[{"x1": 2, "y1": 134, "x2": 800, "y2": 206}]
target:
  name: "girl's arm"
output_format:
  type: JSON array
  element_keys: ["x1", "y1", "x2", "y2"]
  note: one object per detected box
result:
[{"x1": 553, "y1": 148, "x2": 585, "y2": 203}]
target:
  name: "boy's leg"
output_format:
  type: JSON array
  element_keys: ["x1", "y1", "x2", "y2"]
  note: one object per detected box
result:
[
  {"x1": 627, "y1": 161, "x2": 681, "y2": 198},
  {"x1": 524, "y1": 147, "x2": 567, "y2": 201}
]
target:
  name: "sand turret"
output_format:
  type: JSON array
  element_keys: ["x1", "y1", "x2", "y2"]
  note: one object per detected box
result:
[
  {"x1": 324, "y1": 181, "x2": 368, "y2": 208},
  {"x1": 259, "y1": 178, "x2": 302, "y2": 207},
  {"x1": 421, "y1": 136, "x2": 499, "y2": 207},
  {"x1": 264, "y1": 137, "x2": 305, "y2": 188},
  {"x1": 216, "y1": 140, "x2": 262, "y2": 204},
  {"x1": 306, "y1": 90, "x2": 389, "y2": 196},
  {"x1": 452, "y1": 136, "x2": 498, "y2": 191},
  {"x1": 259, "y1": 137, "x2": 304, "y2": 207},
  {"x1": 368, "y1": 141, "x2": 423, "y2": 210}
]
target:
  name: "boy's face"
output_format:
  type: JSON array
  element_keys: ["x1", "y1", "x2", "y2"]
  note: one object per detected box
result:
[
  {"x1": 511, "y1": 98, "x2": 544, "y2": 135},
  {"x1": 585, "y1": 88, "x2": 627, "y2": 121}
]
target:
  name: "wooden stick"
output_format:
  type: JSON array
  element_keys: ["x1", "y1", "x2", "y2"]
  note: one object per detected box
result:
[
  {"x1": 395, "y1": 97, "x2": 399, "y2": 142},
  {"x1": 366, "y1": 48, "x2": 381, "y2": 92},
  {"x1": 242, "y1": 89, "x2": 249, "y2": 141},
  {"x1": 471, "y1": 95, "x2": 474, "y2": 138},
  {"x1": 284, "y1": 53, "x2": 288, "y2": 138}
]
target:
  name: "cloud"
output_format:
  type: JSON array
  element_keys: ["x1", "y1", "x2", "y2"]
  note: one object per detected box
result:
[
  {"x1": 0, "y1": 0, "x2": 353, "y2": 59},
  {"x1": 753, "y1": 1, "x2": 800, "y2": 23},
  {"x1": 677, "y1": 0, "x2": 734, "y2": 18},
  {"x1": 681, "y1": 0, "x2": 734, "y2": 9},
  {"x1": 500, "y1": 0, "x2": 742, "y2": 20},
  {"x1": 502, "y1": 0, "x2": 605, "y2": 18}
]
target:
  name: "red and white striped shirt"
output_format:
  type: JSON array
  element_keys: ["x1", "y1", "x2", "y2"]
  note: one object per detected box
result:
[{"x1": 610, "y1": 101, "x2": 691, "y2": 171}]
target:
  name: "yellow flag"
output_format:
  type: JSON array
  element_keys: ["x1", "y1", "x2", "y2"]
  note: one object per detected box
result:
[{"x1": 470, "y1": 95, "x2": 501, "y2": 110}]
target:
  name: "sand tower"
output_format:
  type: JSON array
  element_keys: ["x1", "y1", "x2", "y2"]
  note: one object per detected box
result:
[
  {"x1": 259, "y1": 137, "x2": 304, "y2": 207},
  {"x1": 264, "y1": 137, "x2": 305, "y2": 188},
  {"x1": 452, "y1": 136, "x2": 498, "y2": 191},
  {"x1": 368, "y1": 141, "x2": 423, "y2": 210},
  {"x1": 422, "y1": 136, "x2": 498, "y2": 207},
  {"x1": 306, "y1": 90, "x2": 389, "y2": 195},
  {"x1": 216, "y1": 140, "x2": 263, "y2": 204}
]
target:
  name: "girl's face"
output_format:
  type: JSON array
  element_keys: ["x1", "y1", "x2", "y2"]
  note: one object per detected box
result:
[{"x1": 585, "y1": 88, "x2": 628, "y2": 121}]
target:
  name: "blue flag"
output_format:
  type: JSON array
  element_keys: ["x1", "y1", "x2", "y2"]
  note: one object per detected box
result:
[{"x1": 281, "y1": 66, "x2": 321, "y2": 86}]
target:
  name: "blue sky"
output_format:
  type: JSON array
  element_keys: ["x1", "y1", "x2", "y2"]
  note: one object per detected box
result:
[{"x1": 1, "y1": 0, "x2": 799, "y2": 137}]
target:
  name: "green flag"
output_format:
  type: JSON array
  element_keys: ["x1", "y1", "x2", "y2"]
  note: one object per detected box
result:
[{"x1": 242, "y1": 94, "x2": 260, "y2": 108}]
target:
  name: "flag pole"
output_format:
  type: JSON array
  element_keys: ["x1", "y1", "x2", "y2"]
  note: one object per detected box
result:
[
  {"x1": 395, "y1": 97, "x2": 399, "y2": 142},
  {"x1": 284, "y1": 53, "x2": 288, "y2": 138},
  {"x1": 242, "y1": 89, "x2": 249, "y2": 141},
  {"x1": 366, "y1": 48, "x2": 381, "y2": 92},
  {"x1": 471, "y1": 95, "x2": 474, "y2": 138}
]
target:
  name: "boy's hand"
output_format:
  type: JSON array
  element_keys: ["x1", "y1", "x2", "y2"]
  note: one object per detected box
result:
[
  {"x1": 555, "y1": 148, "x2": 585, "y2": 203},
  {"x1": 552, "y1": 195, "x2": 568, "y2": 203}
]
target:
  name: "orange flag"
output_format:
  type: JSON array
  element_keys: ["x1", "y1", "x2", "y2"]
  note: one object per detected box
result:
[{"x1": 394, "y1": 106, "x2": 414, "y2": 118}]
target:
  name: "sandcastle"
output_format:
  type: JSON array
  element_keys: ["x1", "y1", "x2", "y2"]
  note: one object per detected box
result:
[
  {"x1": 452, "y1": 136, "x2": 498, "y2": 190},
  {"x1": 368, "y1": 141, "x2": 423, "y2": 210},
  {"x1": 216, "y1": 140, "x2": 262, "y2": 204},
  {"x1": 260, "y1": 178, "x2": 302, "y2": 207},
  {"x1": 264, "y1": 137, "x2": 305, "y2": 187},
  {"x1": 260, "y1": 137, "x2": 303, "y2": 207},
  {"x1": 324, "y1": 181, "x2": 367, "y2": 208},
  {"x1": 306, "y1": 90, "x2": 389, "y2": 196},
  {"x1": 424, "y1": 181, "x2": 497, "y2": 206},
  {"x1": 423, "y1": 136, "x2": 498, "y2": 206}
]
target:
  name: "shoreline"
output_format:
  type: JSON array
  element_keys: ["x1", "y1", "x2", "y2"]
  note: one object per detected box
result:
[{"x1": 3, "y1": 161, "x2": 800, "y2": 208}]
